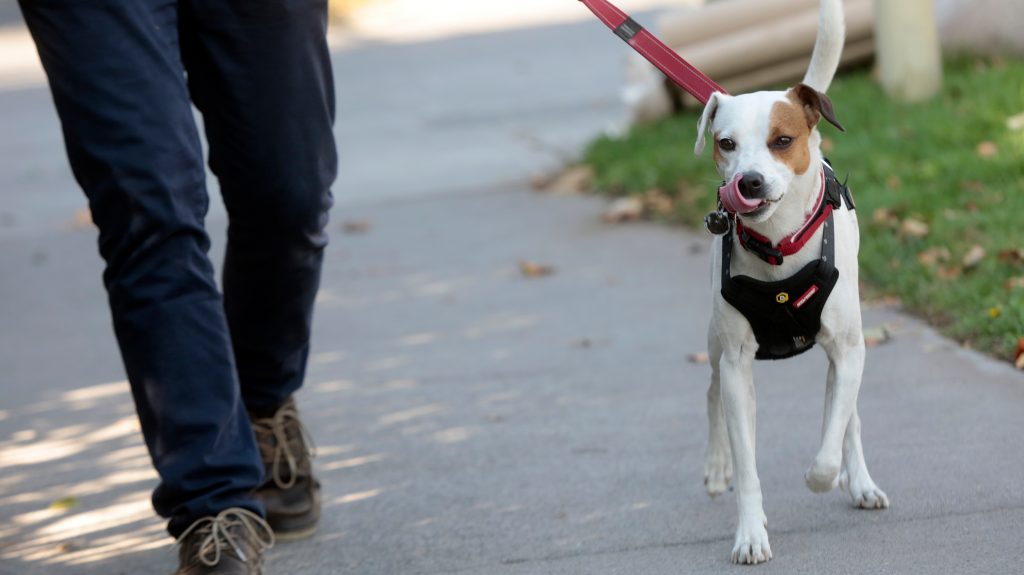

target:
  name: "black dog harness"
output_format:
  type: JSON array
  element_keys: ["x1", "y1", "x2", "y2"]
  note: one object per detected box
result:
[{"x1": 720, "y1": 162, "x2": 855, "y2": 360}]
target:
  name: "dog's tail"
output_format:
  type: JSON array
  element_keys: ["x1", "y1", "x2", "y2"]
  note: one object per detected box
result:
[{"x1": 802, "y1": 0, "x2": 846, "y2": 93}]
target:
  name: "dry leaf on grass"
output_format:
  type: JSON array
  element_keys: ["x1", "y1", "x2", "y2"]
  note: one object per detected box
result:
[
  {"x1": 602, "y1": 196, "x2": 644, "y2": 223},
  {"x1": 641, "y1": 189, "x2": 675, "y2": 216},
  {"x1": 997, "y1": 248, "x2": 1024, "y2": 265},
  {"x1": 518, "y1": 260, "x2": 555, "y2": 278},
  {"x1": 341, "y1": 220, "x2": 372, "y2": 234},
  {"x1": 899, "y1": 218, "x2": 929, "y2": 239},
  {"x1": 687, "y1": 351, "x2": 709, "y2": 364},
  {"x1": 872, "y1": 207, "x2": 899, "y2": 228},
  {"x1": 917, "y1": 247, "x2": 950, "y2": 267},
  {"x1": 1006, "y1": 112, "x2": 1024, "y2": 132},
  {"x1": 1006, "y1": 277, "x2": 1024, "y2": 290},
  {"x1": 960, "y1": 180, "x2": 984, "y2": 193},
  {"x1": 936, "y1": 265, "x2": 962, "y2": 280},
  {"x1": 542, "y1": 166, "x2": 593, "y2": 195},
  {"x1": 962, "y1": 245, "x2": 986, "y2": 269},
  {"x1": 976, "y1": 141, "x2": 999, "y2": 158}
]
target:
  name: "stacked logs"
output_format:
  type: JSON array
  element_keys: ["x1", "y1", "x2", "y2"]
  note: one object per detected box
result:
[{"x1": 623, "y1": 0, "x2": 875, "y2": 124}]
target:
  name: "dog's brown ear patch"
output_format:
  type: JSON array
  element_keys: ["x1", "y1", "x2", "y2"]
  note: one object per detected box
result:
[
  {"x1": 790, "y1": 83, "x2": 844, "y2": 132},
  {"x1": 769, "y1": 100, "x2": 812, "y2": 175}
]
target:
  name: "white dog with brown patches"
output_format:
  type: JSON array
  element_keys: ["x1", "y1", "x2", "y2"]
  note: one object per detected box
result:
[{"x1": 694, "y1": 0, "x2": 888, "y2": 565}]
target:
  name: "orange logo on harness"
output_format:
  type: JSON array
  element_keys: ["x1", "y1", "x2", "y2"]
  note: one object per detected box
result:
[{"x1": 776, "y1": 292, "x2": 790, "y2": 304}]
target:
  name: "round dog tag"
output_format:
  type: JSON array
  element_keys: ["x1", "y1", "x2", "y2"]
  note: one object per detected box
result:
[{"x1": 704, "y1": 211, "x2": 730, "y2": 235}]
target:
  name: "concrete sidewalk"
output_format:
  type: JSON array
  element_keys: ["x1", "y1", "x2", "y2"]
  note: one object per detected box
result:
[{"x1": 2, "y1": 4, "x2": 1023, "y2": 574}]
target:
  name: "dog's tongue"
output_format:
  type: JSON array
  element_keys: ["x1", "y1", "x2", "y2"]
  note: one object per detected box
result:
[{"x1": 719, "y1": 174, "x2": 763, "y2": 215}]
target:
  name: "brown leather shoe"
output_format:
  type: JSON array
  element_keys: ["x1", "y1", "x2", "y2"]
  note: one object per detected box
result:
[
  {"x1": 250, "y1": 398, "x2": 321, "y2": 541},
  {"x1": 174, "y1": 508, "x2": 274, "y2": 575}
]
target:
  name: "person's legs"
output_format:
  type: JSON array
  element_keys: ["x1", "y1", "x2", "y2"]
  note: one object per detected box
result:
[
  {"x1": 178, "y1": 0, "x2": 336, "y2": 540},
  {"x1": 179, "y1": 0, "x2": 337, "y2": 416},
  {"x1": 18, "y1": 0, "x2": 264, "y2": 538}
]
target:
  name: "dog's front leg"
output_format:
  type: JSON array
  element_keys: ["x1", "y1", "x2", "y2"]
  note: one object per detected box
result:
[
  {"x1": 807, "y1": 338, "x2": 865, "y2": 492},
  {"x1": 720, "y1": 350, "x2": 771, "y2": 564}
]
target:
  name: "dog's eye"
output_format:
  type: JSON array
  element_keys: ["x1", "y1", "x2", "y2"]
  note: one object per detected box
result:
[
  {"x1": 718, "y1": 138, "x2": 736, "y2": 152},
  {"x1": 771, "y1": 136, "x2": 794, "y2": 149}
]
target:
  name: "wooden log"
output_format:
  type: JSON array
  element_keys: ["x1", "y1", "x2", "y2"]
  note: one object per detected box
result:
[
  {"x1": 676, "y1": 0, "x2": 873, "y2": 81},
  {"x1": 715, "y1": 36, "x2": 874, "y2": 95},
  {"x1": 657, "y1": 0, "x2": 818, "y2": 49}
]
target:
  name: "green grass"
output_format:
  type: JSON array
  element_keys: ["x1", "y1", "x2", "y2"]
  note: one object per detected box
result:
[{"x1": 583, "y1": 57, "x2": 1024, "y2": 360}]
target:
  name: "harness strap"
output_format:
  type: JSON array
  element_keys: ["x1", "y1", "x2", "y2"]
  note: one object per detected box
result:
[{"x1": 722, "y1": 211, "x2": 835, "y2": 287}]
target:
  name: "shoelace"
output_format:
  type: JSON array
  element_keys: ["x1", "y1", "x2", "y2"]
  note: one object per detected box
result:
[
  {"x1": 251, "y1": 403, "x2": 316, "y2": 489},
  {"x1": 176, "y1": 508, "x2": 274, "y2": 566}
]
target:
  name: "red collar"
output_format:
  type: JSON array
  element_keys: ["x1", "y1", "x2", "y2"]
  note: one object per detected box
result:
[{"x1": 734, "y1": 169, "x2": 832, "y2": 266}]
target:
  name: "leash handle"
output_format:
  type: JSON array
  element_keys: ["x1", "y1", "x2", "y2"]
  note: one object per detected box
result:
[{"x1": 578, "y1": 0, "x2": 727, "y2": 104}]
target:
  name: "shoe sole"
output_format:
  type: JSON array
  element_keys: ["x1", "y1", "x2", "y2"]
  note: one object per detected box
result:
[{"x1": 272, "y1": 523, "x2": 318, "y2": 542}]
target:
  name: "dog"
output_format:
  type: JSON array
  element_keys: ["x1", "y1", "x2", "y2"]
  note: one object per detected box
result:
[{"x1": 694, "y1": 0, "x2": 888, "y2": 564}]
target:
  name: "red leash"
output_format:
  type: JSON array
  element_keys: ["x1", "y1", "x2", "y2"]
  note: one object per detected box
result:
[{"x1": 578, "y1": 0, "x2": 727, "y2": 104}]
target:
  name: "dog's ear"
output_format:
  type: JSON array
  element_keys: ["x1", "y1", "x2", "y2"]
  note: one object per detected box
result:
[
  {"x1": 792, "y1": 83, "x2": 844, "y2": 132},
  {"x1": 695, "y1": 92, "x2": 725, "y2": 156}
]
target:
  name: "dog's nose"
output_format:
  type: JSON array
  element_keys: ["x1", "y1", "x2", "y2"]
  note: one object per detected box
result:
[{"x1": 738, "y1": 171, "x2": 766, "y2": 199}]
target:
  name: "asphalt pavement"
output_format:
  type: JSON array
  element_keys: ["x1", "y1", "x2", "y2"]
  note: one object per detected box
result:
[{"x1": 1, "y1": 3, "x2": 1023, "y2": 574}]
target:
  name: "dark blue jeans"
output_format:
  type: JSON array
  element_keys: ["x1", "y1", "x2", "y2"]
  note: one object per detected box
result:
[{"x1": 19, "y1": 0, "x2": 336, "y2": 537}]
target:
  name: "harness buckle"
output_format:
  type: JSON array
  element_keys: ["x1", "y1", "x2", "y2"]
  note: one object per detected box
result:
[{"x1": 739, "y1": 230, "x2": 784, "y2": 265}]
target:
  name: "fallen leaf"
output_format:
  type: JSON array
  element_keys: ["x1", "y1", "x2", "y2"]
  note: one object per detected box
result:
[
  {"x1": 687, "y1": 351, "x2": 710, "y2": 364},
  {"x1": 899, "y1": 217, "x2": 929, "y2": 239},
  {"x1": 484, "y1": 414, "x2": 505, "y2": 423},
  {"x1": 872, "y1": 207, "x2": 899, "y2": 228},
  {"x1": 1015, "y1": 338, "x2": 1024, "y2": 370},
  {"x1": 341, "y1": 220, "x2": 372, "y2": 234},
  {"x1": 863, "y1": 326, "x2": 892, "y2": 347},
  {"x1": 518, "y1": 260, "x2": 554, "y2": 278},
  {"x1": 641, "y1": 189, "x2": 675, "y2": 216},
  {"x1": 976, "y1": 141, "x2": 999, "y2": 158},
  {"x1": 936, "y1": 265, "x2": 961, "y2": 280},
  {"x1": 572, "y1": 338, "x2": 593, "y2": 349},
  {"x1": 997, "y1": 248, "x2": 1024, "y2": 265},
  {"x1": 1006, "y1": 277, "x2": 1024, "y2": 290},
  {"x1": 1007, "y1": 111, "x2": 1024, "y2": 132},
  {"x1": 960, "y1": 180, "x2": 984, "y2": 193},
  {"x1": 886, "y1": 175, "x2": 902, "y2": 190},
  {"x1": 543, "y1": 166, "x2": 593, "y2": 195},
  {"x1": 602, "y1": 196, "x2": 644, "y2": 223},
  {"x1": 49, "y1": 496, "x2": 79, "y2": 511},
  {"x1": 529, "y1": 173, "x2": 552, "y2": 190},
  {"x1": 962, "y1": 245, "x2": 986, "y2": 269},
  {"x1": 917, "y1": 247, "x2": 950, "y2": 267},
  {"x1": 58, "y1": 539, "x2": 87, "y2": 553}
]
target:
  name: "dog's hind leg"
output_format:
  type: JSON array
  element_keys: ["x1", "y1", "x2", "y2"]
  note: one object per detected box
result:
[
  {"x1": 720, "y1": 346, "x2": 771, "y2": 564},
  {"x1": 807, "y1": 337, "x2": 865, "y2": 493},
  {"x1": 840, "y1": 408, "x2": 890, "y2": 509},
  {"x1": 704, "y1": 328, "x2": 732, "y2": 498}
]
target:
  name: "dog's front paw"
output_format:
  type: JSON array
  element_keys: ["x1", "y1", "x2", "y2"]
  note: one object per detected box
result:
[
  {"x1": 844, "y1": 473, "x2": 890, "y2": 509},
  {"x1": 704, "y1": 450, "x2": 732, "y2": 498},
  {"x1": 731, "y1": 516, "x2": 772, "y2": 565},
  {"x1": 805, "y1": 458, "x2": 841, "y2": 493}
]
